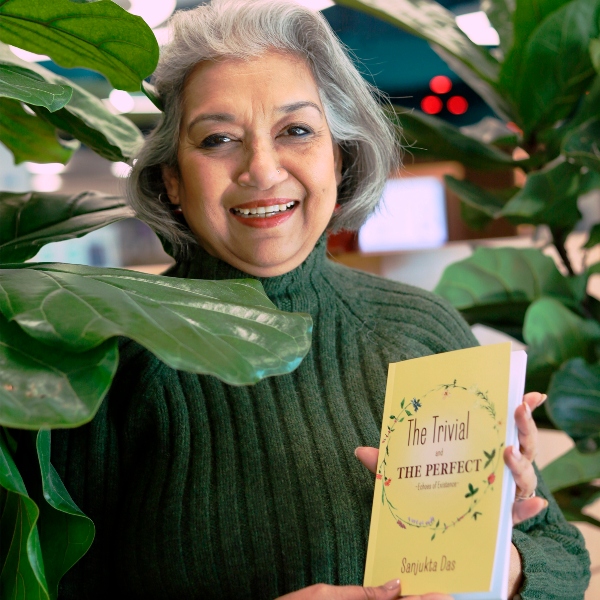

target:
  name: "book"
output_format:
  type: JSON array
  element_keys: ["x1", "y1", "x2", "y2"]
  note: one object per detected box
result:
[{"x1": 364, "y1": 342, "x2": 527, "y2": 599}]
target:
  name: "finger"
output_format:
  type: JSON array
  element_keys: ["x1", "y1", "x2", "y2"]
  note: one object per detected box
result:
[
  {"x1": 523, "y1": 392, "x2": 547, "y2": 412},
  {"x1": 402, "y1": 595, "x2": 454, "y2": 600},
  {"x1": 504, "y1": 446, "x2": 537, "y2": 498},
  {"x1": 512, "y1": 496, "x2": 548, "y2": 525},
  {"x1": 514, "y1": 402, "x2": 538, "y2": 462},
  {"x1": 355, "y1": 446, "x2": 379, "y2": 474},
  {"x1": 279, "y1": 580, "x2": 402, "y2": 599}
]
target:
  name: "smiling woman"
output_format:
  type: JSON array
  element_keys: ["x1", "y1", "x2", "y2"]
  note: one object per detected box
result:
[
  {"x1": 50, "y1": 1, "x2": 590, "y2": 599},
  {"x1": 161, "y1": 51, "x2": 342, "y2": 275}
]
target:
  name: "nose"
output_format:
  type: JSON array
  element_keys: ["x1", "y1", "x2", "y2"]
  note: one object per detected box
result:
[{"x1": 237, "y1": 139, "x2": 287, "y2": 190}]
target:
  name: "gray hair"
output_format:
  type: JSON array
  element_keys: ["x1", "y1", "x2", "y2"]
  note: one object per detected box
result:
[{"x1": 127, "y1": 0, "x2": 400, "y2": 257}]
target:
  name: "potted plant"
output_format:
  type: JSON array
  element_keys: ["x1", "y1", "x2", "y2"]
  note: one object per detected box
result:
[
  {"x1": 0, "y1": 2, "x2": 312, "y2": 597},
  {"x1": 338, "y1": 0, "x2": 600, "y2": 526}
]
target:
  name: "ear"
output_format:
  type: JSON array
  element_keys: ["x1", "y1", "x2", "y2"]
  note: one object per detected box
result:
[
  {"x1": 333, "y1": 143, "x2": 343, "y2": 187},
  {"x1": 161, "y1": 164, "x2": 181, "y2": 204}
]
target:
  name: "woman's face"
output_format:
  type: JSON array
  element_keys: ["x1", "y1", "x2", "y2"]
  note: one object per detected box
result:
[{"x1": 162, "y1": 51, "x2": 342, "y2": 277}]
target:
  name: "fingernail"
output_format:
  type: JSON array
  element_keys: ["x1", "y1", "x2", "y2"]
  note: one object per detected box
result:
[
  {"x1": 542, "y1": 499, "x2": 549, "y2": 509},
  {"x1": 383, "y1": 578, "x2": 400, "y2": 590},
  {"x1": 538, "y1": 394, "x2": 548, "y2": 406},
  {"x1": 512, "y1": 445, "x2": 522, "y2": 460},
  {"x1": 523, "y1": 402, "x2": 532, "y2": 418},
  {"x1": 354, "y1": 448, "x2": 359, "y2": 458}
]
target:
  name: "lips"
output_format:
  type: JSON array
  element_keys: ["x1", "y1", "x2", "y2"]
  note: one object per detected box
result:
[
  {"x1": 229, "y1": 200, "x2": 298, "y2": 228},
  {"x1": 231, "y1": 201, "x2": 297, "y2": 218}
]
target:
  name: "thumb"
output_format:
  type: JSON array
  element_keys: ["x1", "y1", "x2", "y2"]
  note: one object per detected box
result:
[
  {"x1": 355, "y1": 446, "x2": 379, "y2": 474},
  {"x1": 344, "y1": 578, "x2": 402, "y2": 599}
]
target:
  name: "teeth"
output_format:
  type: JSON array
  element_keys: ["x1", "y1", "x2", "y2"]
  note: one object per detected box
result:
[{"x1": 232, "y1": 202, "x2": 296, "y2": 218}]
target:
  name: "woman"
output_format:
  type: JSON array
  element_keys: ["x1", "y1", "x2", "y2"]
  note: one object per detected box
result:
[{"x1": 52, "y1": 1, "x2": 590, "y2": 598}]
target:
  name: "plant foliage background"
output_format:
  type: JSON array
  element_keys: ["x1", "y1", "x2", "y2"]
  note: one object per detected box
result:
[
  {"x1": 0, "y1": 1, "x2": 312, "y2": 597},
  {"x1": 338, "y1": 0, "x2": 600, "y2": 528}
]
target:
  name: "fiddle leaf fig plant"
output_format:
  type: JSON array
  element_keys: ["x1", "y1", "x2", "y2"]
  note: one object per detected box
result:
[
  {"x1": 0, "y1": 1, "x2": 312, "y2": 597},
  {"x1": 340, "y1": 0, "x2": 600, "y2": 525}
]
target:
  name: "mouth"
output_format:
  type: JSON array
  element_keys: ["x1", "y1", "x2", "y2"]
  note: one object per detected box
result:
[{"x1": 230, "y1": 201, "x2": 298, "y2": 218}]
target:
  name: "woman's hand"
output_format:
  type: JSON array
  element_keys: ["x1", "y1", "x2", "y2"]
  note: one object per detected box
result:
[
  {"x1": 277, "y1": 580, "x2": 452, "y2": 599},
  {"x1": 503, "y1": 392, "x2": 548, "y2": 525}
]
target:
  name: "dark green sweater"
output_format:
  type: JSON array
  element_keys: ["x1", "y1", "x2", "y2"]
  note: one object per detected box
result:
[{"x1": 52, "y1": 238, "x2": 590, "y2": 599}]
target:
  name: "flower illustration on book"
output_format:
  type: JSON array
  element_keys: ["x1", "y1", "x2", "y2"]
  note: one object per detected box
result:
[{"x1": 376, "y1": 379, "x2": 504, "y2": 541}]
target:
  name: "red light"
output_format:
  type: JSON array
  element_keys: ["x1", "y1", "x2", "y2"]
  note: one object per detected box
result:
[
  {"x1": 421, "y1": 95, "x2": 443, "y2": 115},
  {"x1": 430, "y1": 75, "x2": 452, "y2": 94},
  {"x1": 447, "y1": 96, "x2": 468, "y2": 115}
]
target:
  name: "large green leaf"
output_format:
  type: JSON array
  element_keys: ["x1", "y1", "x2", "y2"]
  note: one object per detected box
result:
[
  {"x1": 0, "y1": 264, "x2": 312, "y2": 386},
  {"x1": 0, "y1": 0, "x2": 158, "y2": 92},
  {"x1": 0, "y1": 191, "x2": 134, "y2": 264},
  {"x1": 0, "y1": 97, "x2": 78, "y2": 164},
  {"x1": 0, "y1": 312, "x2": 118, "y2": 429},
  {"x1": 551, "y1": 483, "x2": 600, "y2": 526},
  {"x1": 545, "y1": 358, "x2": 600, "y2": 441},
  {"x1": 542, "y1": 444, "x2": 600, "y2": 492},
  {"x1": 35, "y1": 430, "x2": 94, "y2": 597},
  {"x1": 434, "y1": 247, "x2": 574, "y2": 325},
  {"x1": 524, "y1": 299, "x2": 600, "y2": 389},
  {"x1": 334, "y1": 0, "x2": 500, "y2": 80},
  {"x1": 513, "y1": 0, "x2": 600, "y2": 135},
  {"x1": 0, "y1": 64, "x2": 71, "y2": 112},
  {"x1": 444, "y1": 175, "x2": 518, "y2": 230},
  {"x1": 501, "y1": 161, "x2": 582, "y2": 231},
  {"x1": 460, "y1": 116, "x2": 520, "y2": 148},
  {"x1": 392, "y1": 108, "x2": 517, "y2": 170},
  {"x1": 0, "y1": 428, "x2": 48, "y2": 599},
  {"x1": 499, "y1": 0, "x2": 575, "y2": 118},
  {"x1": 512, "y1": 0, "x2": 571, "y2": 53},
  {"x1": 0, "y1": 43, "x2": 143, "y2": 162},
  {"x1": 562, "y1": 117, "x2": 600, "y2": 172},
  {"x1": 481, "y1": 0, "x2": 514, "y2": 56},
  {"x1": 591, "y1": 38, "x2": 600, "y2": 73}
]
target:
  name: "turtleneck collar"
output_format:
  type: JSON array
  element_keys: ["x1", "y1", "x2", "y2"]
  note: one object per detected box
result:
[{"x1": 163, "y1": 235, "x2": 328, "y2": 302}]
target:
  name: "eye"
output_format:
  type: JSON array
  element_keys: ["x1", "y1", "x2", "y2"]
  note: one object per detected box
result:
[
  {"x1": 199, "y1": 134, "x2": 233, "y2": 149},
  {"x1": 283, "y1": 125, "x2": 312, "y2": 137}
]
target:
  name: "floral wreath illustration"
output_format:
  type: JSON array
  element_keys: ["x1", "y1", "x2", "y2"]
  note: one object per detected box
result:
[{"x1": 377, "y1": 380, "x2": 504, "y2": 541}]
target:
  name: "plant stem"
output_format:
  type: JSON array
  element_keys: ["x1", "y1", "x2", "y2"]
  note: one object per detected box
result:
[{"x1": 550, "y1": 227, "x2": 576, "y2": 276}]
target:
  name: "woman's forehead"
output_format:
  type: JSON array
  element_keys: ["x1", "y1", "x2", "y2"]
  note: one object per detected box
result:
[{"x1": 181, "y1": 51, "x2": 323, "y2": 120}]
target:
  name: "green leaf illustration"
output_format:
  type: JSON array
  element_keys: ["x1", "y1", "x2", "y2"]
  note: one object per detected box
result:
[
  {"x1": 465, "y1": 483, "x2": 479, "y2": 498},
  {"x1": 484, "y1": 449, "x2": 496, "y2": 468}
]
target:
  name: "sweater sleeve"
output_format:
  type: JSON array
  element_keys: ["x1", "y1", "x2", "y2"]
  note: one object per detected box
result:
[{"x1": 512, "y1": 464, "x2": 591, "y2": 600}]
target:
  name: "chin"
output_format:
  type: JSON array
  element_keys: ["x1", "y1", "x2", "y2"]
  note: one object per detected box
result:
[{"x1": 234, "y1": 246, "x2": 306, "y2": 277}]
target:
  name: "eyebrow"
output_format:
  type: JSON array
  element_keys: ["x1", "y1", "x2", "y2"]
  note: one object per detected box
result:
[{"x1": 186, "y1": 101, "x2": 323, "y2": 132}]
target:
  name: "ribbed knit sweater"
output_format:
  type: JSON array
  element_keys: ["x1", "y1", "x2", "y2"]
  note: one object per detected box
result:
[{"x1": 52, "y1": 238, "x2": 590, "y2": 599}]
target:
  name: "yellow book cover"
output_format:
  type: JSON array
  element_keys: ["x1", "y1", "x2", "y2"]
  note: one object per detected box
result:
[{"x1": 364, "y1": 343, "x2": 527, "y2": 599}]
